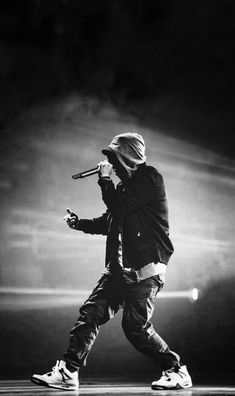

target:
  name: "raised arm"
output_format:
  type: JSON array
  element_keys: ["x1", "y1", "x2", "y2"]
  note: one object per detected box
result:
[
  {"x1": 78, "y1": 212, "x2": 109, "y2": 235},
  {"x1": 64, "y1": 208, "x2": 109, "y2": 235}
]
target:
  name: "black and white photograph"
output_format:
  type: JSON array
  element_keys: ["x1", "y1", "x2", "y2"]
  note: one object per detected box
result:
[{"x1": 0, "y1": 1, "x2": 235, "y2": 395}]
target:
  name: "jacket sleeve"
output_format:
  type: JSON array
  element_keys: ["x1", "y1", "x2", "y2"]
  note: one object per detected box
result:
[
  {"x1": 77, "y1": 211, "x2": 109, "y2": 235},
  {"x1": 98, "y1": 171, "x2": 163, "y2": 215},
  {"x1": 97, "y1": 178, "x2": 118, "y2": 213}
]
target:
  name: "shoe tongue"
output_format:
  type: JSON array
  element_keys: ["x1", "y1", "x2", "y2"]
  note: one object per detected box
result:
[
  {"x1": 165, "y1": 368, "x2": 176, "y2": 374},
  {"x1": 58, "y1": 360, "x2": 65, "y2": 369}
]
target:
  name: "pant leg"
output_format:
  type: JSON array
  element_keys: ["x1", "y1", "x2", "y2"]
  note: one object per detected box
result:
[
  {"x1": 121, "y1": 272, "x2": 181, "y2": 371},
  {"x1": 64, "y1": 270, "x2": 122, "y2": 369}
]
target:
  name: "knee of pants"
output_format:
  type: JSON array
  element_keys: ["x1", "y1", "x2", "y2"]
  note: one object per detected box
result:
[
  {"x1": 79, "y1": 302, "x2": 111, "y2": 326},
  {"x1": 122, "y1": 316, "x2": 145, "y2": 340}
]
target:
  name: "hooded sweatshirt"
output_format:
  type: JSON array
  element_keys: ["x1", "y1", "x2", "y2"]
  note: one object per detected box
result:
[{"x1": 103, "y1": 132, "x2": 167, "y2": 281}]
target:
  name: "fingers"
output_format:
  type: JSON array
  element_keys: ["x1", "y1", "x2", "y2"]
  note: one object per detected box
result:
[
  {"x1": 97, "y1": 160, "x2": 109, "y2": 167},
  {"x1": 63, "y1": 215, "x2": 78, "y2": 229},
  {"x1": 63, "y1": 208, "x2": 78, "y2": 224},
  {"x1": 98, "y1": 160, "x2": 113, "y2": 178},
  {"x1": 63, "y1": 214, "x2": 75, "y2": 222},
  {"x1": 67, "y1": 218, "x2": 77, "y2": 228},
  {"x1": 63, "y1": 208, "x2": 72, "y2": 219}
]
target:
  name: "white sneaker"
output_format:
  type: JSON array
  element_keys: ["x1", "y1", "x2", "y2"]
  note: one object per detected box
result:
[
  {"x1": 151, "y1": 365, "x2": 192, "y2": 390},
  {"x1": 31, "y1": 360, "x2": 79, "y2": 391}
]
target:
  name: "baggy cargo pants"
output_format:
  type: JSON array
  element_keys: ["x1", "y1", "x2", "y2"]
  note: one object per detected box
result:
[{"x1": 63, "y1": 267, "x2": 180, "y2": 371}]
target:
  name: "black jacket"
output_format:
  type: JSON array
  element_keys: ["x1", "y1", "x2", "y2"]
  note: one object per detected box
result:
[{"x1": 78, "y1": 163, "x2": 174, "y2": 269}]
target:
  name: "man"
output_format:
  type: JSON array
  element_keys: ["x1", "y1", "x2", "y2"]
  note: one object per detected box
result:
[{"x1": 31, "y1": 132, "x2": 192, "y2": 390}]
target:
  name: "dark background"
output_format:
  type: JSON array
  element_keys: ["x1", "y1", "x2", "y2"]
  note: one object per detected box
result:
[
  {"x1": 0, "y1": 0, "x2": 235, "y2": 384},
  {"x1": 1, "y1": 0, "x2": 235, "y2": 156}
]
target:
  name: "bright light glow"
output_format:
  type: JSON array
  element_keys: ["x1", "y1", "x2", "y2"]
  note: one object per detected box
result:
[
  {"x1": 0, "y1": 287, "x2": 200, "y2": 307},
  {"x1": 192, "y1": 288, "x2": 199, "y2": 301}
]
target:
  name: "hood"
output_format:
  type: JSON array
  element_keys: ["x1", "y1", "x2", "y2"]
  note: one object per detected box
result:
[{"x1": 102, "y1": 132, "x2": 146, "y2": 178}]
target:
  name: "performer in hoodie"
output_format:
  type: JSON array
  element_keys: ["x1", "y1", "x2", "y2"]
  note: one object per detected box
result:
[{"x1": 31, "y1": 132, "x2": 192, "y2": 391}]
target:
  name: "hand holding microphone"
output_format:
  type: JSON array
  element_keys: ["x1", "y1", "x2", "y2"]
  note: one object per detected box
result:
[
  {"x1": 63, "y1": 208, "x2": 80, "y2": 229},
  {"x1": 72, "y1": 160, "x2": 113, "y2": 180},
  {"x1": 98, "y1": 160, "x2": 113, "y2": 178}
]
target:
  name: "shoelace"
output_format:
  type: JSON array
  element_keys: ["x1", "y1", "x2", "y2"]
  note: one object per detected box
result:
[
  {"x1": 161, "y1": 371, "x2": 172, "y2": 380},
  {"x1": 163, "y1": 368, "x2": 185, "y2": 381}
]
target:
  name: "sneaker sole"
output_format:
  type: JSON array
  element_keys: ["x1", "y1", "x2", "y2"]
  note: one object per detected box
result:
[
  {"x1": 152, "y1": 381, "x2": 192, "y2": 390},
  {"x1": 31, "y1": 377, "x2": 78, "y2": 391}
]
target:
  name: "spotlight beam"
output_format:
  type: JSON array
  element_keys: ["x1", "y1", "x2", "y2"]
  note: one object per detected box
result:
[{"x1": 0, "y1": 287, "x2": 199, "y2": 303}]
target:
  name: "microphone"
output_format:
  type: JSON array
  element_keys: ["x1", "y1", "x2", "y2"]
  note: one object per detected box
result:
[{"x1": 72, "y1": 166, "x2": 99, "y2": 179}]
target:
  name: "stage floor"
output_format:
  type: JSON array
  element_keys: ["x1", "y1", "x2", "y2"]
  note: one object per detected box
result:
[{"x1": 1, "y1": 381, "x2": 235, "y2": 396}]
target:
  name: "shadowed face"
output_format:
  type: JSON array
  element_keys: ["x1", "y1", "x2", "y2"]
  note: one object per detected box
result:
[{"x1": 106, "y1": 152, "x2": 128, "y2": 181}]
